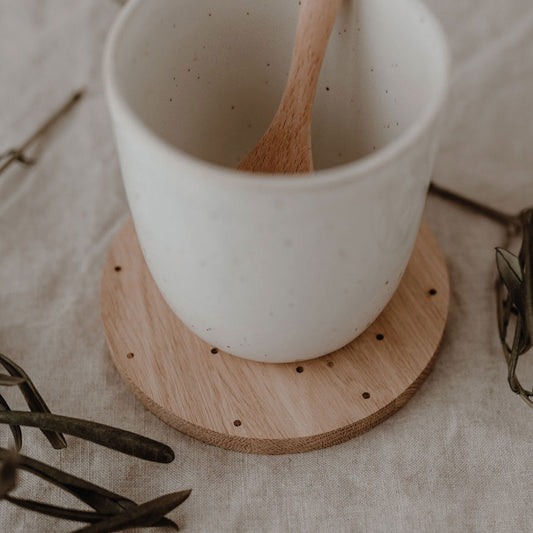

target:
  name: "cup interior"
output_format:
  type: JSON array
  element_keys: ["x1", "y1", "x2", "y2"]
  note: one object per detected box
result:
[{"x1": 108, "y1": 0, "x2": 447, "y2": 171}]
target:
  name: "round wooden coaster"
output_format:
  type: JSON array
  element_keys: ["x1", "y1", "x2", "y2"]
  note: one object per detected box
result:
[{"x1": 100, "y1": 218, "x2": 449, "y2": 454}]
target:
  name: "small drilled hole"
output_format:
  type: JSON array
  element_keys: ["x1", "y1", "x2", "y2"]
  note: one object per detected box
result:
[
  {"x1": 362, "y1": 392, "x2": 371, "y2": 399},
  {"x1": 376, "y1": 334, "x2": 384, "y2": 341},
  {"x1": 327, "y1": 361, "x2": 334, "y2": 368},
  {"x1": 233, "y1": 419, "x2": 241, "y2": 427},
  {"x1": 429, "y1": 288, "x2": 437, "y2": 295},
  {"x1": 210, "y1": 348, "x2": 218, "y2": 354},
  {"x1": 114, "y1": 266, "x2": 122, "y2": 272},
  {"x1": 296, "y1": 366, "x2": 304, "y2": 373},
  {"x1": 126, "y1": 352, "x2": 134, "y2": 359}
]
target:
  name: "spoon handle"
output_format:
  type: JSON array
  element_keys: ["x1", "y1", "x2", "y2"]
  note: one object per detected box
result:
[{"x1": 279, "y1": 0, "x2": 343, "y2": 123}]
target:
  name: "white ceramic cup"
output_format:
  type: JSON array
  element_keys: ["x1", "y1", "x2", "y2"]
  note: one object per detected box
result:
[{"x1": 103, "y1": 0, "x2": 449, "y2": 363}]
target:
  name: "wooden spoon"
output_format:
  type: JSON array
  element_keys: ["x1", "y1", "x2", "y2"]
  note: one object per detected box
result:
[{"x1": 238, "y1": 0, "x2": 343, "y2": 174}]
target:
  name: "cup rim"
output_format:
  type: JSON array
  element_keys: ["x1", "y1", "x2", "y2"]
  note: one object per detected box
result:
[{"x1": 103, "y1": 0, "x2": 450, "y2": 191}]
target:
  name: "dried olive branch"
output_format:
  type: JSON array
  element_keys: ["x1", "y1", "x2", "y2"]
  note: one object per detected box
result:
[
  {"x1": 430, "y1": 182, "x2": 533, "y2": 405},
  {"x1": 0, "y1": 448, "x2": 17, "y2": 498},
  {"x1": 0, "y1": 355, "x2": 190, "y2": 531},
  {"x1": 0, "y1": 449, "x2": 185, "y2": 529},
  {"x1": 496, "y1": 209, "x2": 533, "y2": 405}
]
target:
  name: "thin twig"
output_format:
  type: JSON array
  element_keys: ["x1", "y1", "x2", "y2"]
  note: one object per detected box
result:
[
  {"x1": 0, "y1": 89, "x2": 85, "y2": 175},
  {"x1": 429, "y1": 182, "x2": 521, "y2": 231}
]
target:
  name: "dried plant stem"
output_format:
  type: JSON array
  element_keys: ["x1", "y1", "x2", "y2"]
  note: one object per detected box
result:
[
  {"x1": 0, "y1": 89, "x2": 85, "y2": 175},
  {"x1": 429, "y1": 182, "x2": 521, "y2": 231}
]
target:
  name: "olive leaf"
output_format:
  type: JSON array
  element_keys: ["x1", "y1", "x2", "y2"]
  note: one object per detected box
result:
[
  {"x1": 496, "y1": 248, "x2": 523, "y2": 293},
  {"x1": 4, "y1": 495, "x2": 108, "y2": 523},
  {"x1": 0, "y1": 449, "x2": 17, "y2": 498},
  {"x1": 0, "y1": 447, "x2": 131, "y2": 512},
  {"x1": 0, "y1": 353, "x2": 66, "y2": 449},
  {"x1": 0, "y1": 375, "x2": 25, "y2": 386},
  {"x1": 5, "y1": 493, "x2": 178, "y2": 529},
  {"x1": 496, "y1": 248, "x2": 531, "y2": 356},
  {"x1": 0, "y1": 448, "x2": 178, "y2": 529},
  {"x1": 4, "y1": 494, "x2": 181, "y2": 531},
  {"x1": 507, "y1": 314, "x2": 525, "y2": 392},
  {"x1": 73, "y1": 491, "x2": 191, "y2": 533},
  {"x1": 0, "y1": 394, "x2": 22, "y2": 451},
  {"x1": 519, "y1": 208, "x2": 533, "y2": 339},
  {"x1": 0, "y1": 412, "x2": 174, "y2": 463}
]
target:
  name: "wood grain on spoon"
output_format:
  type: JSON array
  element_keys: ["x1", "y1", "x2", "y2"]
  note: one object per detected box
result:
[{"x1": 238, "y1": 0, "x2": 343, "y2": 174}]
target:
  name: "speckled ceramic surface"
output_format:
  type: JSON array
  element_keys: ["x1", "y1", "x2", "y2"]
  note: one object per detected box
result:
[{"x1": 103, "y1": 0, "x2": 449, "y2": 362}]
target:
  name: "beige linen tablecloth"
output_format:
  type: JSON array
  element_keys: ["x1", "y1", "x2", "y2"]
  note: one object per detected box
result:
[{"x1": 1, "y1": 1, "x2": 533, "y2": 531}]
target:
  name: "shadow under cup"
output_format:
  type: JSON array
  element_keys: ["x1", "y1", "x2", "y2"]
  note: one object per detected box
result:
[{"x1": 104, "y1": 0, "x2": 449, "y2": 363}]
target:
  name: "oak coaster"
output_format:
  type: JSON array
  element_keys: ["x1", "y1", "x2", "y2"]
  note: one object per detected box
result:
[{"x1": 100, "y1": 218, "x2": 449, "y2": 454}]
